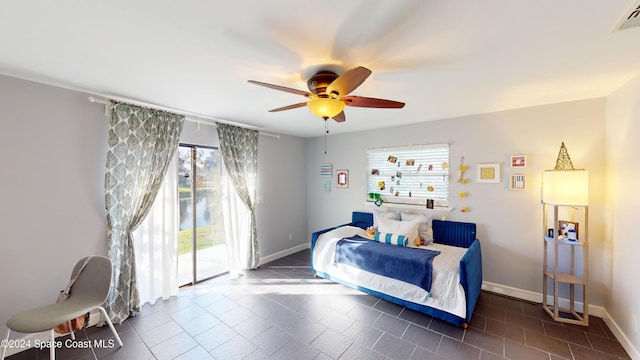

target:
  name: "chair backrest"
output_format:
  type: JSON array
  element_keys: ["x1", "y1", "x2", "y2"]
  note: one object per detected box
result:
[{"x1": 69, "y1": 256, "x2": 113, "y2": 304}]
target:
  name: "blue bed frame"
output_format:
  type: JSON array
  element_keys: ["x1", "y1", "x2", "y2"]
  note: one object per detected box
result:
[{"x1": 310, "y1": 211, "x2": 482, "y2": 327}]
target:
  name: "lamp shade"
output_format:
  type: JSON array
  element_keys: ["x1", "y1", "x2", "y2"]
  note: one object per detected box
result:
[
  {"x1": 542, "y1": 170, "x2": 589, "y2": 205},
  {"x1": 307, "y1": 98, "x2": 345, "y2": 119}
]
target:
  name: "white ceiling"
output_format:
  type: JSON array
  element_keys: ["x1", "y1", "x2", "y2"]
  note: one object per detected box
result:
[{"x1": 1, "y1": 1, "x2": 639, "y2": 137}]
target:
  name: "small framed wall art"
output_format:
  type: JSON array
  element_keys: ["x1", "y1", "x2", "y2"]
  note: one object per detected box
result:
[
  {"x1": 476, "y1": 163, "x2": 501, "y2": 183},
  {"x1": 511, "y1": 155, "x2": 526, "y2": 168},
  {"x1": 336, "y1": 169, "x2": 349, "y2": 188},
  {"x1": 321, "y1": 163, "x2": 333, "y2": 177},
  {"x1": 510, "y1": 174, "x2": 526, "y2": 190},
  {"x1": 323, "y1": 180, "x2": 331, "y2": 193}
]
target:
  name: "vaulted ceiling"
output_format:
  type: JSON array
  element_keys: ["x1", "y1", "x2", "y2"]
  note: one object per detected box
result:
[{"x1": 1, "y1": 1, "x2": 639, "y2": 137}]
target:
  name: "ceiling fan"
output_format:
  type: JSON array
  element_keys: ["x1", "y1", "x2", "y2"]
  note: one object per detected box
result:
[{"x1": 248, "y1": 66, "x2": 405, "y2": 122}]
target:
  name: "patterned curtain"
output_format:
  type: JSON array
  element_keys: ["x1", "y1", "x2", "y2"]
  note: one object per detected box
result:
[
  {"x1": 217, "y1": 123, "x2": 260, "y2": 273},
  {"x1": 104, "y1": 101, "x2": 184, "y2": 323}
]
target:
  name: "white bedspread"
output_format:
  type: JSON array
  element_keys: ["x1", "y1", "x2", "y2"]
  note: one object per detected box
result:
[{"x1": 312, "y1": 226, "x2": 467, "y2": 319}]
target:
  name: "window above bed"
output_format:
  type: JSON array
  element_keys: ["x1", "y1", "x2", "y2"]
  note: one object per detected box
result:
[{"x1": 367, "y1": 143, "x2": 449, "y2": 208}]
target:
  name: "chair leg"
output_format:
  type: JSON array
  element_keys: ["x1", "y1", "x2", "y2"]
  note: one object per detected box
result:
[
  {"x1": 68, "y1": 320, "x2": 75, "y2": 340},
  {"x1": 49, "y1": 329, "x2": 56, "y2": 360},
  {"x1": 97, "y1": 307, "x2": 123, "y2": 347},
  {"x1": 1, "y1": 329, "x2": 11, "y2": 360}
]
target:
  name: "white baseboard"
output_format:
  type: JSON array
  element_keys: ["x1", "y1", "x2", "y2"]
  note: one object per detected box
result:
[
  {"x1": 482, "y1": 281, "x2": 596, "y2": 314},
  {"x1": 482, "y1": 281, "x2": 543, "y2": 304},
  {"x1": 600, "y1": 307, "x2": 640, "y2": 360},
  {"x1": 260, "y1": 243, "x2": 311, "y2": 264},
  {"x1": 260, "y1": 243, "x2": 310, "y2": 265},
  {"x1": 482, "y1": 281, "x2": 639, "y2": 360}
]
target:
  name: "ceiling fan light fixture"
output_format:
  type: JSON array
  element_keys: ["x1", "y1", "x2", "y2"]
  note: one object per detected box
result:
[
  {"x1": 249, "y1": 66, "x2": 403, "y2": 123},
  {"x1": 307, "y1": 98, "x2": 345, "y2": 119}
]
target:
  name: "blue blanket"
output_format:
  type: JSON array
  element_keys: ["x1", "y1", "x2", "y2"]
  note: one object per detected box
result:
[{"x1": 334, "y1": 236, "x2": 441, "y2": 294}]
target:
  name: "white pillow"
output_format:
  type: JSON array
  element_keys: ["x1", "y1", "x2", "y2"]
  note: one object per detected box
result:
[
  {"x1": 372, "y1": 209, "x2": 399, "y2": 228},
  {"x1": 377, "y1": 217, "x2": 420, "y2": 243},
  {"x1": 400, "y1": 212, "x2": 434, "y2": 243}
]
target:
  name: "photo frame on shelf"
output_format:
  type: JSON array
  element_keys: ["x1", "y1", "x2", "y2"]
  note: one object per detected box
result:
[
  {"x1": 511, "y1": 155, "x2": 527, "y2": 168},
  {"x1": 336, "y1": 169, "x2": 349, "y2": 188},
  {"x1": 476, "y1": 163, "x2": 501, "y2": 183},
  {"x1": 558, "y1": 220, "x2": 579, "y2": 239}
]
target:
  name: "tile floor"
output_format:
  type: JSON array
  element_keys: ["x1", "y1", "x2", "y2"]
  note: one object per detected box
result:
[{"x1": 7, "y1": 249, "x2": 630, "y2": 360}]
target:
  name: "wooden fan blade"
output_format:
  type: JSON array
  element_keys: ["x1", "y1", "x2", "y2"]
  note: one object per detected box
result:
[
  {"x1": 268, "y1": 102, "x2": 308, "y2": 112},
  {"x1": 326, "y1": 66, "x2": 372, "y2": 98},
  {"x1": 248, "y1": 80, "x2": 311, "y2": 97},
  {"x1": 332, "y1": 111, "x2": 346, "y2": 122},
  {"x1": 342, "y1": 96, "x2": 405, "y2": 108}
]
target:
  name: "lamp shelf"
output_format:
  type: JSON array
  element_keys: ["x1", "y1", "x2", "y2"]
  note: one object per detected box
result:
[
  {"x1": 543, "y1": 237, "x2": 585, "y2": 246},
  {"x1": 542, "y1": 306, "x2": 587, "y2": 326},
  {"x1": 543, "y1": 271, "x2": 586, "y2": 285},
  {"x1": 542, "y1": 202, "x2": 589, "y2": 326}
]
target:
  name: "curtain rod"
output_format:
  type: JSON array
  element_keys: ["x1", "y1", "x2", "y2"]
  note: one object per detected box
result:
[{"x1": 87, "y1": 96, "x2": 280, "y2": 139}]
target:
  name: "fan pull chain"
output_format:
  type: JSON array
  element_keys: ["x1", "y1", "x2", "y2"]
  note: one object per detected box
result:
[{"x1": 324, "y1": 118, "x2": 329, "y2": 154}]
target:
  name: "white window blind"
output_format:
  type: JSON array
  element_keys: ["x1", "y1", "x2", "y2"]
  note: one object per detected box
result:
[{"x1": 367, "y1": 144, "x2": 449, "y2": 206}]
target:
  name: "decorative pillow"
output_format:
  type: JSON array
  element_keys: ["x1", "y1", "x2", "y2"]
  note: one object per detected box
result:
[
  {"x1": 374, "y1": 232, "x2": 408, "y2": 246},
  {"x1": 372, "y1": 209, "x2": 399, "y2": 228},
  {"x1": 376, "y1": 217, "x2": 420, "y2": 244},
  {"x1": 400, "y1": 212, "x2": 434, "y2": 243}
]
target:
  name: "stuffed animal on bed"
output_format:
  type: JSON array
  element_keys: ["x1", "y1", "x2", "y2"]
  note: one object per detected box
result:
[{"x1": 364, "y1": 227, "x2": 376, "y2": 238}]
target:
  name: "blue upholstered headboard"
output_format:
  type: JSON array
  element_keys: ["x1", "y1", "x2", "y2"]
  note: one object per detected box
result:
[
  {"x1": 350, "y1": 211, "x2": 477, "y2": 248},
  {"x1": 432, "y1": 219, "x2": 476, "y2": 248},
  {"x1": 351, "y1": 212, "x2": 374, "y2": 229}
]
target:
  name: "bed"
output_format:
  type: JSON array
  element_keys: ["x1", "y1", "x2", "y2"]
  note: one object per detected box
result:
[{"x1": 310, "y1": 211, "x2": 482, "y2": 327}]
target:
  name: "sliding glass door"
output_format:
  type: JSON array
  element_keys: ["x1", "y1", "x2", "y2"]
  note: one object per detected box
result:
[{"x1": 177, "y1": 144, "x2": 228, "y2": 285}]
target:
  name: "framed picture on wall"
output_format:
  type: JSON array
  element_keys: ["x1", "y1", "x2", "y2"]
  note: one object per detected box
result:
[
  {"x1": 323, "y1": 180, "x2": 331, "y2": 192},
  {"x1": 321, "y1": 163, "x2": 333, "y2": 177},
  {"x1": 510, "y1": 174, "x2": 526, "y2": 190},
  {"x1": 511, "y1": 155, "x2": 527, "y2": 168},
  {"x1": 476, "y1": 163, "x2": 501, "y2": 183},
  {"x1": 336, "y1": 169, "x2": 349, "y2": 188}
]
